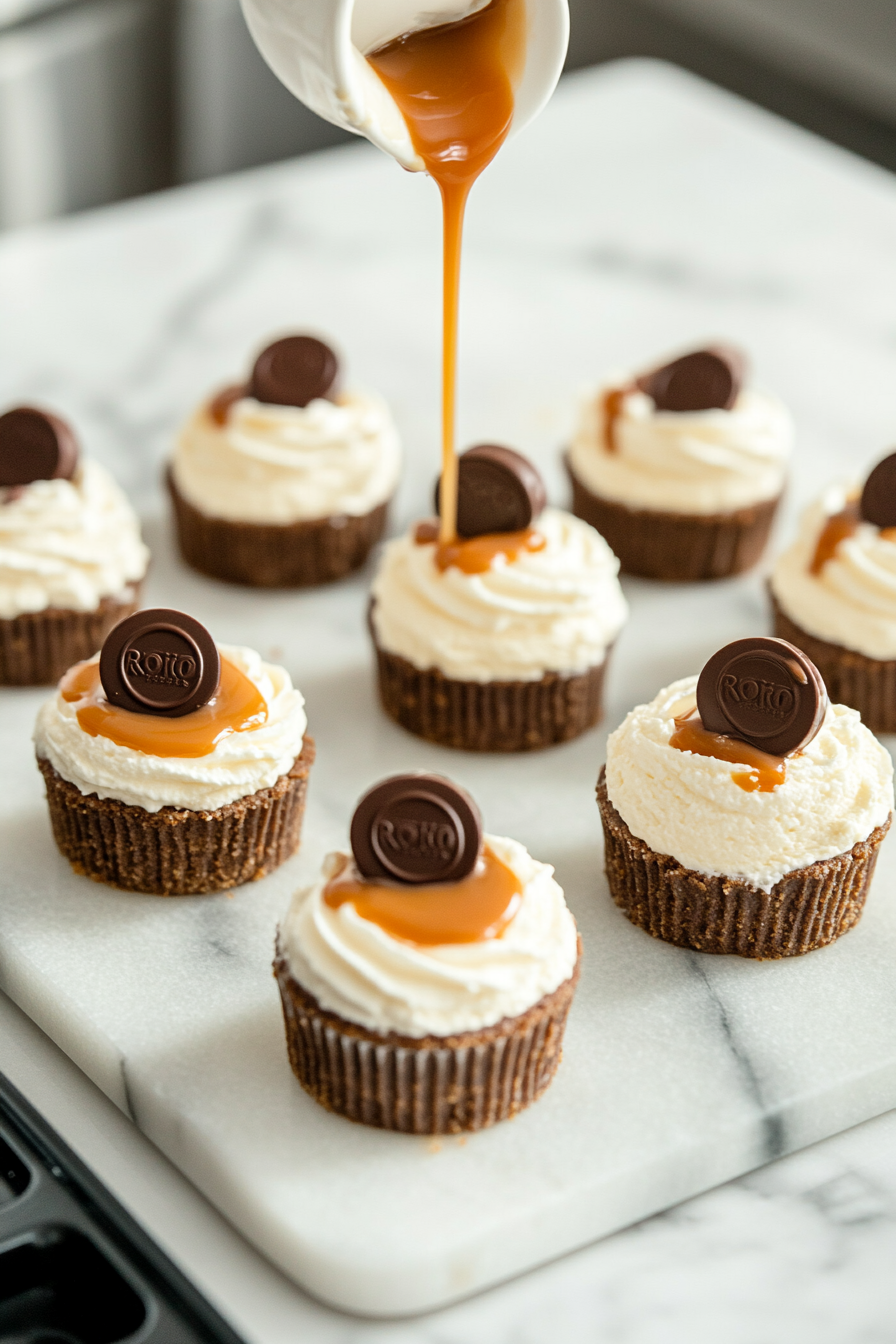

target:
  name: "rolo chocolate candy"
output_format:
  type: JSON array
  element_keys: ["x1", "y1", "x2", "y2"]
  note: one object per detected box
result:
[
  {"x1": 351, "y1": 774, "x2": 483, "y2": 885},
  {"x1": 250, "y1": 335, "x2": 339, "y2": 409},
  {"x1": 860, "y1": 451, "x2": 896, "y2": 529},
  {"x1": 100, "y1": 609, "x2": 221, "y2": 718},
  {"x1": 0, "y1": 407, "x2": 79, "y2": 488},
  {"x1": 434, "y1": 444, "x2": 547, "y2": 537},
  {"x1": 636, "y1": 345, "x2": 746, "y2": 413},
  {"x1": 696, "y1": 636, "x2": 827, "y2": 756}
]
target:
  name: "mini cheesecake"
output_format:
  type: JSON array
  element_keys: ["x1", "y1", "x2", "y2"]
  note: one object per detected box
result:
[
  {"x1": 276, "y1": 773, "x2": 581, "y2": 1133},
  {"x1": 34, "y1": 609, "x2": 313, "y2": 895}
]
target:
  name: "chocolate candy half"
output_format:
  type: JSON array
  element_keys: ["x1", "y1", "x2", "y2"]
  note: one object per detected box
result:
[
  {"x1": 100, "y1": 609, "x2": 221, "y2": 718},
  {"x1": 696, "y1": 636, "x2": 827, "y2": 756},
  {"x1": 434, "y1": 444, "x2": 547, "y2": 537},
  {"x1": 636, "y1": 345, "x2": 746, "y2": 413},
  {"x1": 250, "y1": 336, "x2": 339, "y2": 409},
  {"x1": 0, "y1": 407, "x2": 79, "y2": 488},
  {"x1": 860, "y1": 451, "x2": 896, "y2": 529},
  {"x1": 351, "y1": 774, "x2": 483, "y2": 885}
]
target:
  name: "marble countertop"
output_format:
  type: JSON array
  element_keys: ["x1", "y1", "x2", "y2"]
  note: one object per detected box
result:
[{"x1": 2, "y1": 55, "x2": 896, "y2": 1341}]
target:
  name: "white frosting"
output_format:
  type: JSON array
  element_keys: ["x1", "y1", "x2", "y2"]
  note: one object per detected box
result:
[
  {"x1": 568, "y1": 383, "x2": 793, "y2": 515},
  {"x1": 606, "y1": 675, "x2": 893, "y2": 892},
  {"x1": 771, "y1": 482, "x2": 896, "y2": 660},
  {"x1": 0, "y1": 459, "x2": 149, "y2": 620},
  {"x1": 170, "y1": 391, "x2": 401, "y2": 525},
  {"x1": 33, "y1": 645, "x2": 308, "y2": 813},
  {"x1": 370, "y1": 507, "x2": 629, "y2": 682},
  {"x1": 280, "y1": 834, "x2": 579, "y2": 1038}
]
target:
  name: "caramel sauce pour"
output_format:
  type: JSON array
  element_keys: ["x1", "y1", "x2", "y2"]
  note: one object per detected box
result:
[
  {"x1": 414, "y1": 518, "x2": 545, "y2": 572},
  {"x1": 669, "y1": 702, "x2": 785, "y2": 793},
  {"x1": 324, "y1": 846, "x2": 522, "y2": 945},
  {"x1": 368, "y1": 0, "x2": 527, "y2": 545},
  {"x1": 61, "y1": 657, "x2": 267, "y2": 758}
]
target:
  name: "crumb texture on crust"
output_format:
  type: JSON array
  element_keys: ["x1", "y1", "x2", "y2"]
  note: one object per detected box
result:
[
  {"x1": 38, "y1": 737, "x2": 314, "y2": 895},
  {"x1": 597, "y1": 770, "x2": 889, "y2": 959}
]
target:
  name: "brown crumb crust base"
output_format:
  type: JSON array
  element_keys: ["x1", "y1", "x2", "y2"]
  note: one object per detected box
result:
[
  {"x1": 0, "y1": 591, "x2": 140, "y2": 687},
  {"x1": 371, "y1": 614, "x2": 609, "y2": 752},
  {"x1": 772, "y1": 592, "x2": 896, "y2": 735},
  {"x1": 566, "y1": 455, "x2": 779, "y2": 581},
  {"x1": 38, "y1": 735, "x2": 315, "y2": 896},
  {"x1": 168, "y1": 469, "x2": 388, "y2": 588},
  {"x1": 274, "y1": 939, "x2": 581, "y2": 1133},
  {"x1": 597, "y1": 769, "x2": 889, "y2": 958}
]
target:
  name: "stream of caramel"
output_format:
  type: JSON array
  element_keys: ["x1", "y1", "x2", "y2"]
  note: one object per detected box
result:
[
  {"x1": 368, "y1": 0, "x2": 527, "y2": 544},
  {"x1": 324, "y1": 845, "x2": 522, "y2": 944},
  {"x1": 670, "y1": 703, "x2": 786, "y2": 793}
]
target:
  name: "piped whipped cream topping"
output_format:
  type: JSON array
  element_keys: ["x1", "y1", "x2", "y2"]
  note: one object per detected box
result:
[
  {"x1": 606, "y1": 675, "x2": 893, "y2": 892},
  {"x1": 569, "y1": 383, "x2": 793, "y2": 515},
  {"x1": 370, "y1": 507, "x2": 628, "y2": 682},
  {"x1": 772, "y1": 482, "x2": 896, "y2": 660},
  {"x1": 34, "y1": 645, "x2": 307, "y2": 813},
  {"x1": 0, "y1": 459, "x2": 149, "y2": 620},
  {"x1": 280, "y1": 834, "x2": 579, "y2": 1038},
  {"x1": 170, "y1": 391, "x2": 401, "y2": 525}
]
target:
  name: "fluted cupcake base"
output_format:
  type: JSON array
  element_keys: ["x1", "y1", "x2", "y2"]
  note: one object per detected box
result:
[
  {"x1": 0, "y1": 590, "x2": 141, "y2": 687},
  {"x1": 597, "y1": 769, "x2": 889, "y2": 958},
  {"x1": 274, "y1": 941, "x2": 581, "y2": 1134}
]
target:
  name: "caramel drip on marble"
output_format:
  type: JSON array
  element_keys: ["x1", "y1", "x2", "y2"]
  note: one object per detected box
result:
[
  {"x1": 324, "y1": 845, "x2": 522, "y2": 945},
  {"x1": 368, "y1": 0, "x2": 526, "y2": 545},
  {"x1": 61, "y1": 657, "x2": 267, "y2": 758},
  {"x1": 414, "y1": 519, "x2": 545, "y2": 572},
  {"x1": 670, "y1": 701, "x2": 786, "y2": 793},
  {"x1": 810, "y1": 500, "x2": 859, "y2": 575}
]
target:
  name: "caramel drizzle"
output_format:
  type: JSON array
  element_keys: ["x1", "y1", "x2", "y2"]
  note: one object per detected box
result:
[
  {"x1": 601, "y1": 386, "x2": 631, "y2": 453},
  {"x1": 809, "y1": 499, "x2": 860, "y2": 575},
  {"x1": 208, "y1": 384, "x2": 247, "y2": 427},
  {"x1": 324, "y1": 845, "x2": 522, "y2": 945},
  {"x1": 414, "y1": 519, "x2": 545, "y2": 573},
  {"x1": 669, "y1": 700, "x2": 786, "y2": 793},
  {"x1": 61, "y1": 657, "x2": 267, "y2": 758}
]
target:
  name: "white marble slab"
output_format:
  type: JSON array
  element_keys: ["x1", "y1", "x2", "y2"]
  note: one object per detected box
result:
[{"x1": 2, "y1": 59, "x2": 896, "y2": 1317}]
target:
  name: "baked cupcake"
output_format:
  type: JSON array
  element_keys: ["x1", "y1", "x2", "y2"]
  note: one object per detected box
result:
[
  {"x1": 35, "y1": 608, "x2": 313, "y2": 895},
  {"x1": 771, "y1": 450, "x2": 896, "y2": 733},
  {"x1": 567, "y1": 345, "x2": 792, "y2": 581},
  {"x1": 275, "y1": 773, "x2": 581, "y2": 1133},
  {"x1": 0, "y1": 406, "x2": 148, "y2": 685},
  {"x1": 598, "y1": 637, "x2": 893, "y2": 958},
  {"x1": 370, "y1": 444, "x2": 628, "y2": 751},
  {"x1": 168, "y1": 334, "x2": 401, "y2": 587}
]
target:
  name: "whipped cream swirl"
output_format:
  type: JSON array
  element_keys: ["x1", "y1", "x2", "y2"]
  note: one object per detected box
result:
[
  {"x1": 606, "y1": 675, "x2": 893, "y2": 892},
  {"x1": 171, "y1": 391, "x2": 401, "y2": 524},
  {"x1": 0, "y1": 459, "x2": 148, "y2": 620},
  {"x1": 569, "y1": 383, "x2": 792, "y2": 515},
  {"x1": 280, "y1": 834, "x2": 579, "y2": 1038},
  {"x1": 34, "y1": 645, "x2": 308, "y2": 813},
  {"x1": 370, "y1": 508, "x2": 628, "y2": 682},
  {"x1": 771, "y1": 482, "x2": 896, "y2": 660}
]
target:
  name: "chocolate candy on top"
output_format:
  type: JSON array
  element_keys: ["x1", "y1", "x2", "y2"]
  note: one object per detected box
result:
[
  {"x1": 696, "y1": 636, "x2": 827, "y2": 757},
  {"x1": 860, "y1": 451, "x2": 896, "y2": 529},
  {"x1": 636, "y1": 345, "x2": 746, "y2": 414},
  {"x1": 0, "y1": 407, "x2": 79, "y2": 488},
  {"x1": 250, "y1": 335, "x2": 339, "y2": 409},
  {"x1": 100, "y1": 609, "x2": 221, "y2": 718},
  {"x1": 434, "y1": 443, "x2": 547, "y2": 538},
  {"x1": 351, "y1": 774, "x2": 483, "y2": 885}
]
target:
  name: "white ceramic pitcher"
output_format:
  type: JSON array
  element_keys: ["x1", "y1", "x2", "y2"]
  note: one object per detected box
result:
[{"x1": 239, "y1": 0, "x2": 570, "y2": 172}]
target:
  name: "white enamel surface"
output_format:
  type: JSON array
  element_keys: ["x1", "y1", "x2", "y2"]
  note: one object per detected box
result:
[
  {"x1": 3, "y1": 61, "x2": 896, "y2": 1322},
  {"x1": 239, "y1": 0, "x2": 569, "y2": 172}
]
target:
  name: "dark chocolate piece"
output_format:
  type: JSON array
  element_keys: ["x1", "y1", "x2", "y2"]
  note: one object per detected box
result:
[
  {"x1": 435, "y1": 444, "x2": 547, "y2": 537},
  {"x1": 0, "y1": 407, "x2": 79, "y2": 487},
  {"x1": 250, "y1": 336, "x2": 339, "y2": 409},
  {"x1": 351, "y1": 773, "x2": 483, "y2": 885},
  {"x1": 860, "y1": 451, "x2": 896, "y2": 529},
  {"x1": 99, "y1": 608, "x2": 221, "y2": 718},
  {"x1": 636, "y1": 345, "x2": 746, "y2": 413},
  {"x1": 696, "y1": 636, "x2": 827, "y2": 756}
]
